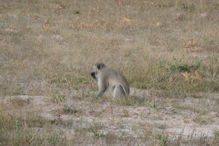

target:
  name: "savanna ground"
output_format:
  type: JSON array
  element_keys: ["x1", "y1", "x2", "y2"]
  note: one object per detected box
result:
[{"x1": 0, "y1": 0, "x2": 219, "y2": 145}]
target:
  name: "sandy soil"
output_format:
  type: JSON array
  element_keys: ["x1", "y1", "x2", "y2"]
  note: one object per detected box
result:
[{"x1": 1, "y1": 88, "x2": 218, "y2": 144}]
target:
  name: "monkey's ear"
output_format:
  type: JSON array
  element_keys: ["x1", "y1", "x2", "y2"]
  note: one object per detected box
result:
[{"x1": 97, "y1": 63, "x2": 106, "y2": 70}]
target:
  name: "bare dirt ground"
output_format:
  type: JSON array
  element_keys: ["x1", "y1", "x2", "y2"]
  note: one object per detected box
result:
[{"x1": 1, "y1": 87, "x2": 218, "y2": 145}]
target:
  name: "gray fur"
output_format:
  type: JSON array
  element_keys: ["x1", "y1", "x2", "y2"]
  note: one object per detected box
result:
[{"x1": 91, "y1": 63, "x2": 129, "y2": 99}]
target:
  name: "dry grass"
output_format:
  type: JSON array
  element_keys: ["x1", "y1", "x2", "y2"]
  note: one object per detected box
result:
[
  {"x1": 0, "y1": 112, "x2": 69, "y2": 145},
  {"x1": 0, "y1": 0, "x2": 218, "y2": 97},
  {"x1": 0, "y1": 0, "x2": 219, "y2": 145}
]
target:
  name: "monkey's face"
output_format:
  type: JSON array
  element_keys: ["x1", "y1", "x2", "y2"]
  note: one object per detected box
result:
[
  {"x1": 90, "y1": 65, "x2": 98, "y2": 80},
  {"x1": 90, "y1": 63, "x2": 106, "y2": 81},
  {"x1": 90, "y1": 72, "x2": 96, "y2": 80}
]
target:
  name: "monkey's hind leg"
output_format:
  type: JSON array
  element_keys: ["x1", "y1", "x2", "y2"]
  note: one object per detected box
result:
[{"x1": 113, "y1": 85, "x2": 126, "y2": 100}]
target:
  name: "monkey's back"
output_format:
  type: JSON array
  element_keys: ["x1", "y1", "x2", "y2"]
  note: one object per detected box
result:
[{"x1": 102, "y1": 68, "x2": 129, "y2": 95}]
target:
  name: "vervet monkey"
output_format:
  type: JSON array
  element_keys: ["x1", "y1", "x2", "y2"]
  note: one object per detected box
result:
[{"x1": 90, "y1": 63, "x2": 129, "y2": 100}]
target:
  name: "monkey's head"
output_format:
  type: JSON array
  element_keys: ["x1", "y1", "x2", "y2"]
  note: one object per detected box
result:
[{"x1": 91, "y1": 63, "x2": 106, "y2": 80}]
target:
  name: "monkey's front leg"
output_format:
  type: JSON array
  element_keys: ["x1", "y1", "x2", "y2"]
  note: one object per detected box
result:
[{"x1": 96, "y1": 79, "x2": 107, "y2": 98}]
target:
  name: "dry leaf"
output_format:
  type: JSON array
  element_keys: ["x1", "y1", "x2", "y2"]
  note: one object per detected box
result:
[
  {"x1": 181, "y1": 72, "x2": 189, "y2": 81},
  {"x1": 54, "y1": 4, "x2": 62, "y2": 9},
  {"x1": 187, "y1": 39, "x2": 196, "y2": 47},
  {"x1": 191, "y1": 71, "x2": 202, "y2": 80},
  {"x1": 156, "y1": 22, "x2": 161, "y2": 26},
  {"x1": 42, "y1": 19, "x2": 50, "y2": 31},
  {"x1": 42, "y1": 25, "x2": 49, "y2": 31},
  {"x1": 124, "y1": 17, "x2": 131, "y2": 22}
]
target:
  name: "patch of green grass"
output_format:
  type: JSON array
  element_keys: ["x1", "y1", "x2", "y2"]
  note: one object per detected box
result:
[
  {"x1": 214, "y1": 130, "x2": 219, "y2": 138},
  {"x1": 0, "y1": 85, "x2": 25, "y2": 96},
  {"x1": 157, "y1": 124, "x2": 167, "y2": 130},
  {"x1": 200, "y1": 110, "x2": 208, "y2": 115},
  {"x1": 53, "y1": 94, "x2": 65, "y2": 103},
  {"x1": 182, "y1": 2, "x2": 195, "y2": 11},
  {"x1": 156, "y1": 0, "x2": 175, "y2": 8},
  {"x1": 82, "y1": 91, "x2": 96, "y2": 99},
  {"x1": 62, "y1": 106, "x2": 79, "y2": 114},
  {"x1": 193, "y1": 116, "x2": 207, "y2": 125},
  {"x1": 0, "y1": 112, "x2": 67, "y2": 145},
  {"x1": 49, "y1": 130, "x2": 66, "y2": 145},
  {"x1": 153, "y1": 133, "x2": 168, "y2": 146},
  {"x1": 159, "y1": 134, "x2": 168, "y2": 146},
  {"x1": 168, "y1": 57, "x2": 201, "y2": 73},
  {"x1": 49, "y1": 72, "x2": 87, "y2": 90},
  {"x1": 156, "y1": 80, "x2": 218, "y2": 98},
  {"x1": 90, "y1": 128, "x2": 106, "y2": 138},
  {"x1": 76, "y1": 123, "x2": 106, "y2": 138},
  {"x1": 0, "y1": 112, "x2": 46, "y2": 130},
  {"x1": 215, "y1": 98, "x2": 219, "y2": 104},
  {"x1": 74, "y1": 10, "x2": 80, "y2": 14},
  {"x1": 128, "y1": 56, "x2": 218, "y2": 98}
]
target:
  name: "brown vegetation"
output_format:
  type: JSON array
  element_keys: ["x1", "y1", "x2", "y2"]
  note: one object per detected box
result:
[{"x1": 0, "y1": 0, "x2": 218, "y2": 145}]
